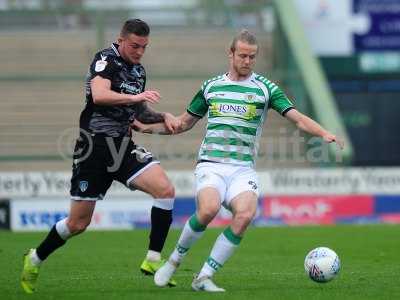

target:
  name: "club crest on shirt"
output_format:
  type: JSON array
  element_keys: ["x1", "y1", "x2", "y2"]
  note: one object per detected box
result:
[
  {"x1": 95, "y1": 55, "x2": 108, "y2": 72},
  {"x1": 79, "y1": 181, "x2": 89, "y2": 192},
  {"x1": 131, "y1": 65, "x2": 145, "y2": 77},
  {"x1": 245, "y1": 93, "x2": 257, "y2": 101}
]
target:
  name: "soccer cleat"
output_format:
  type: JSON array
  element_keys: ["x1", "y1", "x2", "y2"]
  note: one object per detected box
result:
[
  {"x1": 21, "y1": 249, "x2": 40, "y2": 294},
  {"x1": 140, "y1": 259, "x2": 177, "y2": 287},
  {"x1": 154, "y1": 260, "x2": 179, "y2": 287},
  {"x1": 191, "y1": 275, "x2": 225, "y2": 292}
]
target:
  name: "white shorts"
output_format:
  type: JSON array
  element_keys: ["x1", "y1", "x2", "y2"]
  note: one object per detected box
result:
[{"x1": 194, "y1": 162, "x2": 259, "y2": 209}]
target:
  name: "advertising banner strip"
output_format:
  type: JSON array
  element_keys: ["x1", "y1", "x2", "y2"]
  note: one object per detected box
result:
[
  {"x1": 374, "y1": 195, "x2": 400, "y2": 213},
  {"x1": 262, "y1": 195, "x2": 374, "y2": 225},
  {"x1": 263, "y1": 195, "x2": 374, "y2": 217},
  {"x1": 2, "y1": 169, "x2": 400, "y2": 198},
  {"x1": 0, "y1": 199, "x2": 10, "y2": 230},
  {"x1": 353, "y1": 0, "x2": 400, "y2": 51},
  {"x1": 8, "y1": 195, "x2": 400, "y2": 231}
]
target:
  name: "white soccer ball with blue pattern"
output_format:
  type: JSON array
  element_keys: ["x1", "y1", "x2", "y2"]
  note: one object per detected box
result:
[{"x1": 304, "y1": 247, "x2": 340, "y2": 283}]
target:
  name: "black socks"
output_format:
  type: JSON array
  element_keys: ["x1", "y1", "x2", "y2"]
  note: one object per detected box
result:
[
  {"x1": 34, "y1": 207, "x2": 172, "y2": 261},
  {"x1": 149, "y1": 206, "x2": 173, "y2": 252},
  {"x1": 36, "y1": 225, "x2": 66, "y2": 261}
]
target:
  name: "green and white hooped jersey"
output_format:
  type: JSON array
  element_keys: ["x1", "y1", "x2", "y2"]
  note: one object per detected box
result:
[{"x1": 187, "y1": 72, "x2": 294, "y2": 167}]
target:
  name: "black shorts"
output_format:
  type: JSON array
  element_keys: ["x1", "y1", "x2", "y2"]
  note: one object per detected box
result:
[{"x1": 70, "y1": 134, "x2": 158, "y2": 200}]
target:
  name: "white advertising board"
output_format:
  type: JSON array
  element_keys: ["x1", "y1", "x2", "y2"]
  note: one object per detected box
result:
[
  {"x1": 10, "y1": 198, "x2": 153, "y2": 231},
  {"x1": 0, "y1": 171, "x2": 195, "y2": 198},
  {"x1": 2, "y1": 168, "x2": 400, "y2": 198},
  {"x1": 260, "y1": 168, "x2": 400, "y2": 195},
  {"x1": 294, "y1": 0, "x2": 369, "y2": 55}
]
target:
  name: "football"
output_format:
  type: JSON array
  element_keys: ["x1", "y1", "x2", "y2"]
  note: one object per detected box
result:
[{"x1": 304, "y1": 247, "x2": 340, "y2": 283}]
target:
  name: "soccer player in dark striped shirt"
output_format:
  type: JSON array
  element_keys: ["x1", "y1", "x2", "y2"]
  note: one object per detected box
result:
[{"x1": 21, "y1": 19, "x2": 180, "y2": 293}]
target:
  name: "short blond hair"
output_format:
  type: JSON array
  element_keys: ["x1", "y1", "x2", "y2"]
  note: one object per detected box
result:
[{"x1": 230, "y1": 29, "x2": 258, "y2": 53}]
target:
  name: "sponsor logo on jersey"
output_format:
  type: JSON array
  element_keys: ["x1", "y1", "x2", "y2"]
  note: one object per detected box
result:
[
  {"x1": 210, "y1": 102, "x2": 257, "y2": 120},
  {"x1": 120, "y1": 82, "x2": 142, "y2": 94},
  {"x1": 219, "y1": 104, "x2": 247, "y2": 114}
]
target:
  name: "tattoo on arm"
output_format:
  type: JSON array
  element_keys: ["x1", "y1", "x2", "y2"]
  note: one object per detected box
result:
[{"x1": 135, "y1": 103, "x2": 165, "y2": 124}]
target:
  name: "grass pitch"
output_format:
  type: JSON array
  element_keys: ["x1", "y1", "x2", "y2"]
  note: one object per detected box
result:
[{"x1": 1, "y1": 225, "x2": 399, "y2": 300}]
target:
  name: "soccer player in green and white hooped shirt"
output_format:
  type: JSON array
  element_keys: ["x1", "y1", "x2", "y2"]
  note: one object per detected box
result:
[{"x1": 134, "y1": 30, "x2": 344, "y2": 292}]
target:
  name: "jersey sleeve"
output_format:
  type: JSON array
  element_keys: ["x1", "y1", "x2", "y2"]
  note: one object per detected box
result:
[
  {"x1": 187, "y1": 89, "x2": 208, "y2": 118},
  {"x1": 89, "y1": 53, "x2": 120, "y2": 81},
  {"x1": 268, "y1": 86, "x2": 295, "y2": 115}
]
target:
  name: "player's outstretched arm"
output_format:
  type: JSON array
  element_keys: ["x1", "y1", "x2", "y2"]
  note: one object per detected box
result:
[
  {"x1": 135, "y1": 103, "x2": 181, "y2": 132},
  {"x1": 285, "y1": 109, "x2": 344, "y2": 149},
  {"x1": 177, "y1": 112, "x2": 200, "y2": 133},
  {"x1": 131, "y1": 120, "x2": 171, "y2": 134},
  {"x1": 132, "y1": 112, "x2": 199, "y2": 135}
]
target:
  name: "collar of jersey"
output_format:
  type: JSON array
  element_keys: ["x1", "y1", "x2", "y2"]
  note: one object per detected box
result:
[
  {"x1": 111, "y1": 43, "x2": 121, "y2": 57},
  {"x1": 224, "y1": 72, "x2": 255, "y2": 84}
]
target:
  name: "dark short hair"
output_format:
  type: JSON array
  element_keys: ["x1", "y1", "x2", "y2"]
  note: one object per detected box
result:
[
  {"x1": 121, "y1": 19, "x2": 150, "y2": 37},
  {"x1": 230, "y1": 29, "x2": 258, "y2": 53}
]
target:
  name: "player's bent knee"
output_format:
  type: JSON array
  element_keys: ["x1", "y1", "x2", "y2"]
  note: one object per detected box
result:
[
  {"x1": 153, "y1": 183, "x2": 175, "y2": 199},
  {"x1": 232, "y1": 220, "x2": 252, "y2": 235},
  {"x1": 235, "y1": 211, "x2": 256, "y2": 227},
  {"x1": 198, "y1": 207, "x2": 219, "y2": 224},
  {"x1": 66, "y1": 219, "x2": 91, "y2": 235},
  {"x1": 164, "y1": 184, "x2": 175, "y2": 198}
]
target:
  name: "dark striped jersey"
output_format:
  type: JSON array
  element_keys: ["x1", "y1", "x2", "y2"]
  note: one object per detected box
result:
[{"x1": 80, "y1": 43, "x2": 147, "y2": 137}]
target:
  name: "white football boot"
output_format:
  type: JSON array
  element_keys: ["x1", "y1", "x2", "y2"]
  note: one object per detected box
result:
[
  {"x1": 191, "y1": 275, "x2": 225, "y2": 292},
  {"x1": 154, "y1": 260, "x2": 178, "y2": 287}
]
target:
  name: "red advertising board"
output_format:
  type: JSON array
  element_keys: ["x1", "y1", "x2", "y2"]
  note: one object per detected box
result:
[
  {"x1": 263, "y1": 195, "x2": 374, "y2": 225},
  {"x1": 380, "y1": 214, "x2": 400, "y2": 224}
]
